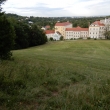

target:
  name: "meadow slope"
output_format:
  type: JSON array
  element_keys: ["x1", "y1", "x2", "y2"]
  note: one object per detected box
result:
[{"x1": 0, "y1": 40, "x2": 110, "y2": 110}]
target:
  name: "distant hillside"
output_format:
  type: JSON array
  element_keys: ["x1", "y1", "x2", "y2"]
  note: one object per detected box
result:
[{"x1": 5, "y1": 13, "x2": 110, "y2": 28}]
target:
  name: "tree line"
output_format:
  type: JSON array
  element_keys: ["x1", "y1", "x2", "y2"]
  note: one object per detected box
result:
[
  {"x1": 6, "y1": 13, "x2": 110, "y2": 29},
  {"x1": 0, "y1": 0, "x2": 47, "y2": 60},
  {"x1": 8, "y1": 18, "x2": 47, "y2": 50}
]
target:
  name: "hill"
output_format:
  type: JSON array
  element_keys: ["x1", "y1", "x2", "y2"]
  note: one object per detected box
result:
[
  {"x1": 0, "y1": 40, "x2": 110, "y2": 109},
  {"x1": 5, "y1": 13, "x2": 110, "y2": 29}
]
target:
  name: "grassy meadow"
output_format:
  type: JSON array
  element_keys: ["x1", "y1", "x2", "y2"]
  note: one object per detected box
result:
[{"x1": 0, "y1": 40, "x2": 110, "y2": 110}]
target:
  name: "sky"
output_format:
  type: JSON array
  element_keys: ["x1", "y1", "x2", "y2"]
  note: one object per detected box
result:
[{"x1": 2, "y1": 0, "x2": 110, "y2": 17}]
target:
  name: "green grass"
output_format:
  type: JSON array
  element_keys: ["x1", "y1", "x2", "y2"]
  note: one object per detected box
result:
[{"x1": 0, "y1": 40, "x2": 110, "y2": 110}]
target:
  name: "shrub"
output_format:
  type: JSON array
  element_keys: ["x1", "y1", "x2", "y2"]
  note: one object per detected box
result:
[
  {"x1": 87, "y1": 37, "x2": 91, "y2": 39},
  {"x1": 60, "y1": 36, "x2": 63, "y2": 40},
  {"x1": 70, "y1": 38, "x2": 73, "y2": 40},
  {"x1": 49, "y1": 37, "x2": 54, "y2": 41}
]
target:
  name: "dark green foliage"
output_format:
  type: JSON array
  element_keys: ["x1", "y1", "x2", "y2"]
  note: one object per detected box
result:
[
  {"x1": 104, "y1": 31, "x2": 110, "y2": 39},
  {"x1": 94, "y1": 38, "x2": 97, "y2": 40},
  {"x1": 70, "y1": 38, "x2": 73, "y2": 40},
  {"x1": 87, "y1": 37, "x2": 91, "y2": 39},
  {"x1": 14, "y1": 22, "x2": 30, "y2": 49},
  {"x1": 49, "y1": 37, "x2": 54, "y2": 41},
  {"x1": 0, "y1": 14, "x2": 15, "y2": 60},
  {"x1": 8, "y1": 17, "x2": 47, "y2": 49},
  {"x1": 29, "y1": 24, "x2": 47, "y2": 47},
  {"x1": 60, "y1": 36, "x2": 63, "y2": 40},
  {"x1": 0, "y1": 0, "x2": 15, "y2": 60}
]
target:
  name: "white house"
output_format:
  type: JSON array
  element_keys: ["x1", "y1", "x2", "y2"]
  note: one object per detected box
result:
[
  {"x1": 89, "y1": 21, "x2": 105, "y2": 39},
  {"x1": 45, "y1": 30, "x2": 61, "y2": 40}
]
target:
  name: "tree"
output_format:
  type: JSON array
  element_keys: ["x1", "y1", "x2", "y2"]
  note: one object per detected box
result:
[
  {"x1": 104, "y1": 25, "x2": 110, "y2": 39},
  {"x1": 14, "y1": 21, "x2": 30, "y2": 49},
  {"x1": 60, "y1": 36, "x2": 63, "y2": 40},
  {"x1": 29, "y1": 24, "x2": 47, "y2": 47},
  {"x1": 7, "y1": 17, "x2": 47, "y2": 49},
  {"x1": 0, "y1": 0, "x2": 6, "y2": 12},
  {"x1": 49, "y1": 37, "x2": 53, "y2": 41},
  {"x1": 0, "y1": 0, "x2": 15, "y2": 60},
  {"x1": 104, "y1": 31, "x2": 110, "y2": 39},
  {"x1": 0, "y1": 14, "x2": 15, "y2": 60}
]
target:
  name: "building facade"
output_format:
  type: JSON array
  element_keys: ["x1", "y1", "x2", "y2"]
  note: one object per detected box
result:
[
  {"x1": 66, "y1": 26, "x2": 88, "y2": 39},
  {"x1": 89, "y1": 21, "x2": 105, "y2": 39},
  {"x1": 55, "y1": 22, "x2": 72, "y2": 39},
  {"x1": 45, "y1": 30, "x2": 61, "y2": 40},
  {"x1": 47, "y1": 18, "x2": 110, "y2": 40}
]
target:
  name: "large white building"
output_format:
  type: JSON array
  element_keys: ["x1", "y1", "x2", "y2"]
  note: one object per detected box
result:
[
  {"x1": 66, "y1": 26, "x2": 88, "y2": 39},
  {"x1": 55, "y1": 22, "x2": 89, "y2": 39},
  {"x1": 89, "y1": 18, "x2": 110, "y2": 39},
  {"x1": 89, "y1": 21, "x2": 105, "y2": 39},
  {"x1": 45, "y1": 18, "x2": 110, "y2": 40}
]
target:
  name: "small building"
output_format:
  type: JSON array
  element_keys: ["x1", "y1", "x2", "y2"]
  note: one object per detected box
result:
[{"x1": 45, "y1": 30, "x2": 61, "y2": 40}]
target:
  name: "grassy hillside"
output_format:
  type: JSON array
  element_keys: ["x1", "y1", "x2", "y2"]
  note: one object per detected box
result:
[{"x1": 0, "y1": 40, "x2": 110, "y2": 110}]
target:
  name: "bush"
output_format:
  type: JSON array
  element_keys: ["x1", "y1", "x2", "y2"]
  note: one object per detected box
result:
[
  {"x1": 60, "y1": 36, "x2": 63, "y2": 40},
  {"x1": 87, "y1": 37, "x2": 91, "y2": 39},
  {"x1": 78, "y1": 37, "x2": 83, "y2": 39},
  {"x1": 70, "y1": 38, "x2": 73, "y2": 40},
  {"x1": 49, "y1": 37, "x2": 54, "y2": 41}
]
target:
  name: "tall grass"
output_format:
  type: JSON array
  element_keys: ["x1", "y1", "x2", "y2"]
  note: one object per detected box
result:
[{"x1": 0, "y1": 40, "x2": 110, "y2": 110}]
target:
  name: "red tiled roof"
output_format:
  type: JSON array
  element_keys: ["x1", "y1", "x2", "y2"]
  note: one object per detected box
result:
[
  {"x1": 91, "y1": 21, "x2": 105, "y2": 26},
  {"x1": 45, "y1": 30, "x2": 55, "y2": 34},
  {"x1": 55, "y1": 22, "x2": 72, "y2": 26},
  {"x1": 66, "y1": 27, "x2": 89, "y2": 31}
]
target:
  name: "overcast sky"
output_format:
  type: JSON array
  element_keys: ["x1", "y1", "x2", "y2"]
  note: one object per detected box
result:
[{"x1": 2, "y1": 0, "x2": 110, "y2": 17}]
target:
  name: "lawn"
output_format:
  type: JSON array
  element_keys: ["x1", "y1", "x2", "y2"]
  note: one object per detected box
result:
[{"x1": 0, "y1": 40, "x2": 110, "y2": 110}]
